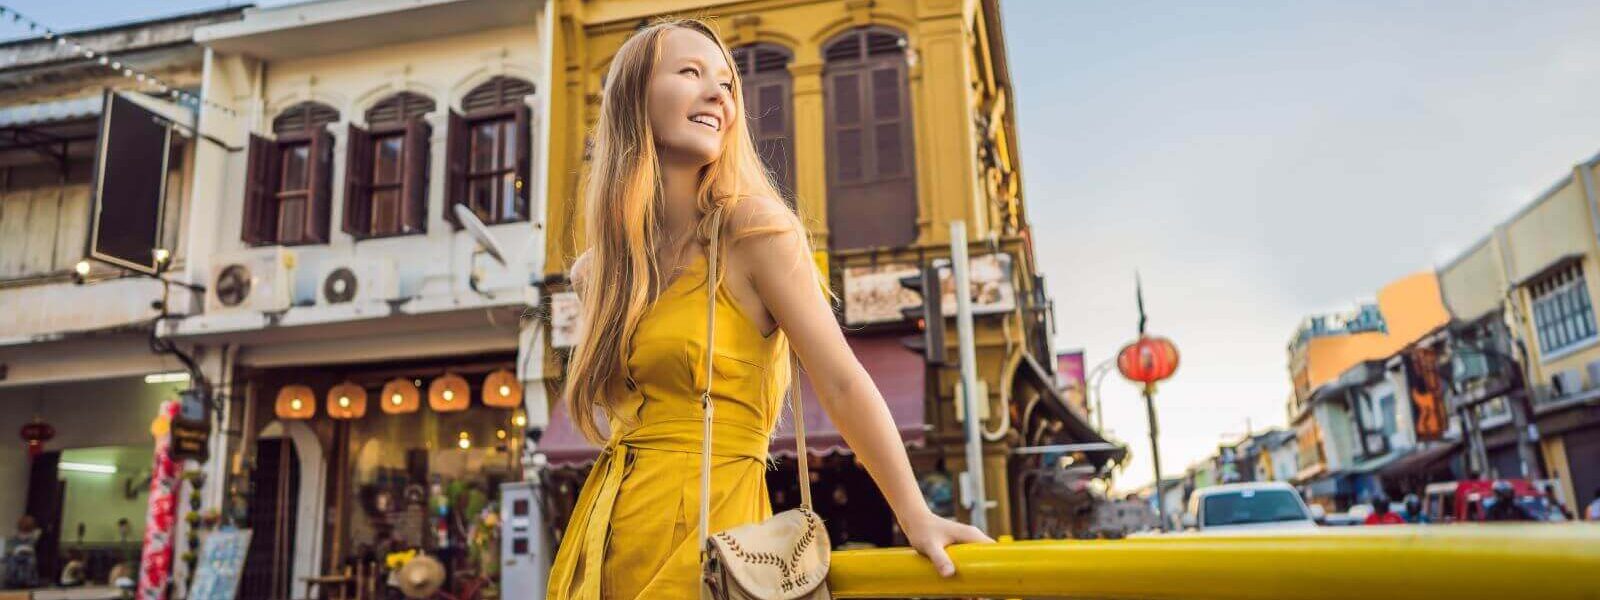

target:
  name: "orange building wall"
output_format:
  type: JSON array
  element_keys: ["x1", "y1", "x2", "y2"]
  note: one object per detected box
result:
[{"x1": 1300, "y1": 272, "x2": 1451, "y2": 392}]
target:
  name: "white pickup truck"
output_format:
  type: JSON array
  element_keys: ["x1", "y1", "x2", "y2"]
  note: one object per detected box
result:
[{"x1": 1182, "y1": 481, "x2": 1324, "y2": 534}]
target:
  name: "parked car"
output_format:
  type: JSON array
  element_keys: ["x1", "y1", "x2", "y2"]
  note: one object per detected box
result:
[{"x1": 1182, "y1": 482, "x2": 1324, "y2": 534}]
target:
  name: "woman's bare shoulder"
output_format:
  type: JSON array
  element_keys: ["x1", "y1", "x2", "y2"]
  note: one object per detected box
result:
[
  {"x1": 723, "y1": 196, "x2": 810, "y2": 278},
  {"x1": 723, "y1": 196, "x2": 800, "y2": 243}
]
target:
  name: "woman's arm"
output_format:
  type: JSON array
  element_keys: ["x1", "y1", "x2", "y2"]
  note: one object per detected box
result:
[{"x1": 731, "y1": 199, "x2": 993, "y2": 577}]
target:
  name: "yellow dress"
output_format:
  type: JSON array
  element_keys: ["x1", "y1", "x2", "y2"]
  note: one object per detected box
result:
[{"x1": 546, "y1": 251, "x2": 790, "y2": 599}]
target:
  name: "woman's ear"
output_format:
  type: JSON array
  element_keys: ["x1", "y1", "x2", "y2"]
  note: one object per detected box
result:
[{"x1": 570, "y1": 250, "x2": 593, "y2": 297}]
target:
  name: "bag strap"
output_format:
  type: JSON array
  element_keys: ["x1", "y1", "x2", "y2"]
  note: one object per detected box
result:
[{"x1": 699, "y1": 206, "x2": 814, "y2": 554}]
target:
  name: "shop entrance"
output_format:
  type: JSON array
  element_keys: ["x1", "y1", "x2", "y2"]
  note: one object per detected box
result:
[{"x1": 239, "y1": 437, "x2": 300, "y2": 600}]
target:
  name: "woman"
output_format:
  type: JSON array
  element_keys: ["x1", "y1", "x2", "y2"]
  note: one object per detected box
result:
[{"x1": 547, "y1": 17, "x2": 993, "y2": 599}]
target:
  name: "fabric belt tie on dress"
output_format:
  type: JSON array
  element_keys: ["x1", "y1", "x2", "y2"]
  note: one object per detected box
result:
[{"x1": 573, "y1": 415, "x2": 770, "y2": 598}]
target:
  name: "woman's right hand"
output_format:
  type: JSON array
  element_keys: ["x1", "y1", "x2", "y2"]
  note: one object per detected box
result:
[{"x1": 901, "y1": 509, "x2": 995, "y2": 577}]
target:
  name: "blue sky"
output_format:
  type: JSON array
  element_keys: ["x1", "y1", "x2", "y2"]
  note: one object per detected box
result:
[{"x1": 15, "y1": 0, "x2": 1600, "y2": 491}]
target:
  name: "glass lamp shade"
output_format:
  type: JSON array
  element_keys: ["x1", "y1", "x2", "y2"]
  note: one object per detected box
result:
[
  {"x1": 327, "y1": 381, "x2": 367, "y2": 420},
  {"x1": 428, "y1": 373, "x2": 470, "y2": 412},
  {"x1": 380, "y1": 378, "x2": 421, "y2": 415},
  {"x1": 275, "y1": 384, "x2": 317, "y2": 420},
  {"x1": 482, "y1": 369, "x2": 521, "y2": 408}
]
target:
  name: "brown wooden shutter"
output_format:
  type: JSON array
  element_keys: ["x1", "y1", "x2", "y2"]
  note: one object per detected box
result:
[
  {"x1": 242, "y1": 134, "x2": 280, "y2": 245},
  {"x1": 513, "y1": 103, "x2": 532, "y2": 218},
  {"x1": 305, "y1": 127, "x2": 335, "y2": 243},
  {"x1": 824, "y1": 29, "x2": 918, "y2": 251},
  {"x1": 751, "y1": 80, "x2": 794, "y2": 199},
  {"x1": 401, "y1": 117, "x2": 432, "y2": 233},
  {"x1": 444, "y1": 109, "x2": 468, "y2": 228},
  {"x1": 869, "y1": 66, "x2": 906, "y2": 177},
  {"x1": 342, "y1": 124, "x2": 373, "y2": 237},
  {"x1": 828, "y1": 71, "x2": 866, "y2": 184}
]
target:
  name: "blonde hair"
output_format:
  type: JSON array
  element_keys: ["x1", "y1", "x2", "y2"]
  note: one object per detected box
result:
[{"x1": 563, "y1": 17, "x2": 827, "y2": 445}]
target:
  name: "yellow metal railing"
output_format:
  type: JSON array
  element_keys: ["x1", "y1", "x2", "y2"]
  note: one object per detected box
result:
[{"x1": 829, "y1": 525, "x2": 1600, "y2": 599}]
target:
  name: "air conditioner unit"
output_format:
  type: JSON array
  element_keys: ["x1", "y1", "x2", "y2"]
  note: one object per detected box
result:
[
  {"x1": 1585, "y1": 360, "x2": 1600, "y2": 391},
  {"x1": 206, "y1": 249, "x2": 295, "y2": 314},
  {"x1": 1550, "y1": 369, "x2": 1582, "y2": 398},
  {"x1": 318, "y1": 258, "x2": 398, "y2": 305}
]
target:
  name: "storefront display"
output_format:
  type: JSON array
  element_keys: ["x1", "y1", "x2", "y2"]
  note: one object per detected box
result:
[{"x1": 238, "y1": 355, "x2": 523, "y2": 599}]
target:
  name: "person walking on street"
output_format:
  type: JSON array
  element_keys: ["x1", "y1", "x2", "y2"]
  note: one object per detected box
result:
[
  {"x1": 1541, "y1": 484, "x2": 1573, "y2": 521},
  {"x1": 1401, "y1": 494, "x2": 1430, "y2": 524},
  {"x1": 1483, "y1": 480, "x2": 1538, "y2": 522},
  {"x1": 1364, "y1": 495, "x2": 1404, "y2": 525}
]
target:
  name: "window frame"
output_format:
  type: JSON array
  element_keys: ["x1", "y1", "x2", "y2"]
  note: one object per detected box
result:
[
  {"x1": 243, "y1": 101, "x2": 338, "y2": 247},
  {"x1": 822, "y1": 26, "x2": 919, "y2": 251},
  {"x1": 462, "y1": 105, "x2": 524, "y2": 225},
  {"x1": 1528, "y1": 261, "x2": 1598, "y2": 360},
  {"x1": 272, "y1": 133, "x2": 314, "y2": 245},
  {"x1": 364, "y1": 124, "x2": 409, "y2": 238}
]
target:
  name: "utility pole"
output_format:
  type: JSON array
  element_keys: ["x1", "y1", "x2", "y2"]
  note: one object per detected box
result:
[{"x1": 951, "y1": 221, "x2": 988, "y2": 534}]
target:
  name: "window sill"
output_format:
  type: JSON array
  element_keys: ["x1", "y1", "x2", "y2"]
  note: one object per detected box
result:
[
  {"x1": 1537, "y1": 335, "x2": 1600, "y2": 364},
  {"x1": 246, "y1": 239, "x2": 328, "y2": 248},
  {"x1": 449, "y1": 216, "x2": 530, "y2": 230},
  {"x1": 352, "y1": 230, "x2": 427, "y2": 242}
]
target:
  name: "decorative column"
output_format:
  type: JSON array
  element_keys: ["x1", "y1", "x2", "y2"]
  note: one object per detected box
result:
[{"x1": 789, "y1": 60, "x2": 829, "y2": 251}]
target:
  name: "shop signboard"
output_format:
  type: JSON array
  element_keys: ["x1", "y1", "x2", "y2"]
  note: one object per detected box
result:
[
  {"x1": 171, "y1": 388, "x2": 211, "y2": 462},
  {"x1": 1056, "y1": 351, "x2": 1087, "y2": 415},
  {"x1": 841, "y1": 253, "x2": 1016, "y2": 326},
  {"x1": 842, "y1": 262, "x2": 921, "y2": 326},
  {"x1": 550, "y1": 291, "x2": 580, "y2": 349},
  {"x1": 188, "y1": 529, "x2": 252, "y2": 600}
]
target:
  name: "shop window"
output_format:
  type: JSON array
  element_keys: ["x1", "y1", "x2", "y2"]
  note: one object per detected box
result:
[
  {"x1": 242, "y1": 102, "x2": 339, "y2": 246},
  {"x1": 1528, "y1": 261, "x2": 1597, "y2": 357},
  {"x1": 346, "y1": 92, "x2": 435, "y2": 238},
  {"x1": 822, "y1": 27, "x2": 917, "y2": 251},
  {"x1": 446, "y1": 77, "x2": 534, "y2": 227},
  {"x1": 731, "y1": 43, "x2": 796, "y2": 201}
]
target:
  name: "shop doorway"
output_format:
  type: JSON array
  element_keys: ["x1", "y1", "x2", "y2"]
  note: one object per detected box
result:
[
  {"x1": 767, "y1": 454, "x2": 897, "y2": 549},
  {"x1": 22, "y1": 452, "x2": 63, "y2": 587},
  {"x1": 239, "y1": 437, "x2": 299, "y2": 600}
]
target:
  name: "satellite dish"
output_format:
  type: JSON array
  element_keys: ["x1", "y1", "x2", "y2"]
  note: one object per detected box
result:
[
  {"x1": 395, "y1": 554, "x2": 446, "y2": 599},
  {"x1": 454, "y1": 204, "x2": 507, "y2": 266}
]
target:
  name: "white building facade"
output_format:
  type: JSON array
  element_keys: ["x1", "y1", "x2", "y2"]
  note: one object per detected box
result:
[{"x1": 168, "y1": 1, "x2": 553, "y2": 596}]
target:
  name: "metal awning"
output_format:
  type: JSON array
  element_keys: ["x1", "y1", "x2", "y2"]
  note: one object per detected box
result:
[
  {"x1": 0, "y1": 95, "x2": 103, "y2": 128},
  {"x1": 1013, "y1": 352, "x2": 1127, "y2": 468},
  {"x1": 539, "y1": 333, "x2": 929, "y2": 468},
  {"x1": 1376, "y1": 441, "x2": 1462, "y2": 479}
]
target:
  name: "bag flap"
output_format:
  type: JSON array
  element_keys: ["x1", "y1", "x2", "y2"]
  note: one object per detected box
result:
[{"x1": 706, "y1": 507, "x2": 830, "y2": 599}]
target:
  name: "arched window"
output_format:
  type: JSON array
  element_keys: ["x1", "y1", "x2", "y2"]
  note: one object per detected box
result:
[
  {"x1": 244, "y1": 101, "x2": 339, "y2": 245},
  {"x1": 447, "y1": 76, "x2": 535, "y2": 226},
  {"x1": 731, "y1": 43, "x2": 795, "y2": 201},
  {"x1": 345, "y1": 92, "x2": 437, "y2": 238},
  {"x1": 822, "y1": 27, "x2": 917, "y2": 250}
]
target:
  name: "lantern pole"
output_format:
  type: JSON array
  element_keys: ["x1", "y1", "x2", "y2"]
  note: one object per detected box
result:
[
  {"x1": 1136, "y1": 274, "x2": 1169, "y2": 533},
  {"x1": 1144, "y1": 385, "x2": 1168, "y2": 532}
]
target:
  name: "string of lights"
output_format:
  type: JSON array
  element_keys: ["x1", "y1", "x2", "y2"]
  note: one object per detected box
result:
[{"x1": 0, "y1": 4, "x2": 238, "y2": 116}]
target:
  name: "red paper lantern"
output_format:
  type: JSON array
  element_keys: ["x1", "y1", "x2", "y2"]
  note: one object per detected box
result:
[
  {"x1": 1117, "y1": 336, "x2": 1180, "y2": 387},
  {"x1": 20, "y1": 417, "x2": 55, "y2": 459}
]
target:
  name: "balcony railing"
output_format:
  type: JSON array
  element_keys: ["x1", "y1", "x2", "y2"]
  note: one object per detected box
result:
[{"x1": 828, "y1": 525, "x2": 1600, "y2": 599}]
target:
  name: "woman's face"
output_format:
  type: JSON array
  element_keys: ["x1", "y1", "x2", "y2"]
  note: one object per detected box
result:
[{"x1": 647, "y1": 28, "x2": 736, "y2": 167}]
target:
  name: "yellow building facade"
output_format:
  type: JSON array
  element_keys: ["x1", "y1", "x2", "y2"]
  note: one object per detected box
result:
[
  {"x1": 538, "y1": 0, "x2": 1112, "y2": 541},
  {"x1": 1437, "y1": 155, "x2": 1600, "y2": 516}
]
